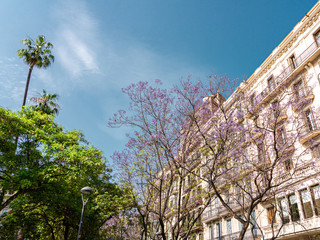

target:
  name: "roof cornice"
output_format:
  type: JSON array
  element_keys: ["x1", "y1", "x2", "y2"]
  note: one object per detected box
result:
[{"x1": 243, "y1": 2, "x2": 320, "y2": 92}]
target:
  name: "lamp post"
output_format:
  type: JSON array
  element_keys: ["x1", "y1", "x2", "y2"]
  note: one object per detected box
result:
[{"x1": 77, "y1": 186, "x2": 93, "y2": 240}]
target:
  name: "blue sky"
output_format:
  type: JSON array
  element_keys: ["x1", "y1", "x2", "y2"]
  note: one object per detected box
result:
[{"x1": 0, "y1": 0, "x2": 318, "y2": 165}]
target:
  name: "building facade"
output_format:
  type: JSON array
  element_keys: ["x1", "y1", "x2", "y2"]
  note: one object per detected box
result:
[
  {"x1": 200, "y1": 2, "x2": 320, "y2": 240},
  {"x1": 150, "y1": 2, "x2": 320, "y2": 240},
  {"x1": 156, "y1": 2, "x2": 320, "y2": 240}
]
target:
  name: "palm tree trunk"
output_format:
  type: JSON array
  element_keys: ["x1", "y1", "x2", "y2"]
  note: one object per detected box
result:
[{"x1": 22, "y1": 65, "x2": 34, "y2": 106}]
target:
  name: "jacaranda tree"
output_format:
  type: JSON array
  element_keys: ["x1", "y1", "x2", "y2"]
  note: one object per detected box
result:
[{"x1": 109, "y1": 75, "x2": 313, "y2": 240}]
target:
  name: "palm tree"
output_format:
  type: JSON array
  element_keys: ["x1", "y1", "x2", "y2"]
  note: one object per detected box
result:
[
  {"x1": 18, "y1": 35, "x2": 54, "y2": 106},
  {"x1": 30, "y1": 90, "x2": 60, "y2": 115}
]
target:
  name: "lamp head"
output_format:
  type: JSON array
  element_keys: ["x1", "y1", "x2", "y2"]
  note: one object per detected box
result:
[{"x1": 80, "y1": 186, "x2": 94, "y2": 195}]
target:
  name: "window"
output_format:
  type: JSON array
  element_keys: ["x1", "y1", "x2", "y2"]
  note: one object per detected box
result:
[
  {"x1": 314, "y1": 29, "x2": 320, "y2": 46},
  {"x1": 277, "y1": 127, "x2": 286, "y2": 145},
  {"x1": 267, "y1": 206, "x2": 277, "y2": 224},
  {"x1": 208, "y1": 199, "x2": 213, "y2": 217},
  {"x1": 239, "y1": 217, "x2": 244, "y2": 231},
  {"x1": 251, "y1": 210, "x2": 258, "y2": 238},
  {"x1": 225, "y1": 190, "x2": 230, "y2": 204},
  {"x1": 294, "y1": 80, "x2": 305, "y2": 98},
  {"x1": 268, "y1": 76, "x2": 275, "y2": 91},
  {"x1": 311, "y1": 184, "x2": 320, "y2": 215},
  {"x1": 209, "y1": 224, "x2": 214, "y2": 240},
  {"x1": 257, "y1": 143, "x2": 265, "y2": 162},
  {"x1": 236, "y1": 186, "x2": 242, "y2": 202},
  {"x1": 271, "y1": 100, "x2": 280, "y2": 117},
  {"x1": 311, "y1": 144, "x2": 320, "y2": 160},
  {"x1": 250, "y1": 94, "x2": 256, "y2": 107},
  {"x1": 305, "y1": 109, "x2": 316, "y2": 131},
  {"x1": 246, "y1": 179, "x2": 252, "y2": 194},
  {"x1": 300, "y1": 189, "x2": 313, "y2": 218},
  {"x1": 279, "y1": 198, "x2": 290, "y2": 224},
  {"x1": 284, "y1": 159, "x2": 293, "y2": 171},
  {"x1": 215, "y1": 198, "x2": 220, "y2": 214},
  {"x1": 288, "y1": 194, "x2": 300, "y2": 221},
  {"x1": 289, "y1": 54, "x2": 297, "y2": 69},
  {"x1": 227, "y1": 219, "x2": 232, "y2": 236},
  {"x1": 216, "y1": 222, "x2": 222, "y2": 240}
]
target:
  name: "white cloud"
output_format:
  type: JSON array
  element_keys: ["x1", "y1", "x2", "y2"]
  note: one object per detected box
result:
[
  {"x1": 53, "y1": 0, "x2": 99, "y2": 77},
  {"x1": 0, "y1": 59, "x2": 26, "y2": 108}
]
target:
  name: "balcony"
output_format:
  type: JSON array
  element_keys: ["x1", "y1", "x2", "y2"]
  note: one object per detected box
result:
[
  {"x1": 202, "y1": 203, "x2": 239, "y2": 223},
  {"x1": 299, "y1": 118, "x2": 320, "y2": 145},
  {"x1": 181, "y1": 220, "x2": 203, "y2": 234},
  {"x1": 189, "y1": 196, "x2": 203, "y2": 207},
  {"x1": 292, "y1": 86, "x2": 315, "y2": 112},
  {"x1": 171, "y1": 184, "x2": 179, "y2": 195},
  {"x1": 253, "y1": 39, "x2": 320, "y2": 108},
  {"x1": 235, "y1": 110, "x2": 244, "y2": 123},
  {"x1": 206, "y1": 230, "x2": 261, "y2": 240},
  {"x1": 269, "y1": 112, "x2": 288, "y2": 127}
]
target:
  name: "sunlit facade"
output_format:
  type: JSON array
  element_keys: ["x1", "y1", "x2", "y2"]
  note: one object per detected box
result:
[
  {"x1": 153, "y1": 2, "x2": 320, "y2": 240},
  {"x1": 201, "y1": 2, "x2": 320, "y2": 240}
]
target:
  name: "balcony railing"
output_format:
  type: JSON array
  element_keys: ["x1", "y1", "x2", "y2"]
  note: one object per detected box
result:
[
  {"x1": 253, "y1": 39, "x2": 320, "y2": 108},
  {"x1": 181, "y1": 220, "x2": 203, "y2": 233},
  {"x1": 269, "y1": 111, "x2": 288, "y2": 127},
  {"x1": 202, "y1": 203, "x2": 238, "y2": 222},
  {"x1": 206, "y1": 230, "x2": 261, "y2": 240},
  {"x1": 292, "y1": 86, "x2": 315, "y2": 112},
  {"x1": 299, "y1": 117, "x2": 320, "y2": 145}
]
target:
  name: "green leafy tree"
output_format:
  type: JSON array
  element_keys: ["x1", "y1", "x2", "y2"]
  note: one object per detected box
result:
[
  {"x1": 18, "y1": 35, "x2": 54, "y2": 106},
  {"x1": 30, "y1": 89, "x2": 60, "y2": 115},
  {"x1": 0, "y1": 107, "x2": 130, "y2": 239}
]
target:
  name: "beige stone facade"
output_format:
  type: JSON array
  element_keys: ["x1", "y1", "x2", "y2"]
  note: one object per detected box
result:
[
  {"x1": 199, "y1": 2, "x2": 320, "y2": 240},
  {"x1": 150, "y1": 2, "x2": 320, "y2": 240}
]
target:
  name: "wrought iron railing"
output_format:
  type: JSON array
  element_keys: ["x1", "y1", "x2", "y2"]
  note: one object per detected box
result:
[
  {"x1": 253, "y1": 39, "x2": 320, "y2": 107},
  {"x1": 299, "y1": 116, "x2": 320, "y2": 144},
  {"x1": 206, "y1": 229, "x2": 261, "y2": 240},
  {"x1": 292, "y1": 86, "x2": 314, "y2": 111},
  {"x1": 202, "y1": 203, "x2": 238, "y2": 222}
]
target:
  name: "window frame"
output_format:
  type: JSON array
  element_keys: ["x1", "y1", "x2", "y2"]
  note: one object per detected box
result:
[
  {"x1": 289, "y1": 54, "x2": 297, "y2": 70},
  {"x1": 288, "y1": 193, "x2": 300, "y2": 222},
  {"x1": 311, "y1": 184, "x2": 320, "y2": 215},
  {"x1": 279, "y1": 197, "x2": 290, "y2": 224},
  {"x1": 314, "y1": 28, "x2": 320, "y2": 46},
  {"x1": 300, "y1": 188, "x2": 314, "y2": 219},
  {"x1": 267, "y1": 75, "x2": 275, "y2": 91},
  {"x1": 304, "y1": 108, "x2": 317, "y2": 131},
  {"x1": 267, "y1": 206, "x2": 277, "y2": 225}
]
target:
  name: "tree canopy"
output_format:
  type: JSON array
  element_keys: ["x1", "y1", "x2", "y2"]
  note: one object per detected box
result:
[{"x1": 0, "y1": 107, "x2": 131, "y2": 239}]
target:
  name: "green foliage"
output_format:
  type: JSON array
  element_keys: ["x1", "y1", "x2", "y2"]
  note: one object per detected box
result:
[
  {"x1": 18, "y1": 35, "x2": 54, "y2": 69},
  {"x1": 0, "y1": 107, "x2": 129, "y2": 239},
  {"x1": 18, "y1": 35, "x2": 55, "y2": 106},
  {"x1": 30, "y1": 89, "x2": 60, "y2": 115}
]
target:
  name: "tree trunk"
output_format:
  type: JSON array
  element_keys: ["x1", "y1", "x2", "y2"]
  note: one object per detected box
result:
[
  {"x1": 22, "y1": 65, "x2": 34, "y2": 106},
  {"x1": 63, "y1": 223, "x2": 69, "y2": 240}
]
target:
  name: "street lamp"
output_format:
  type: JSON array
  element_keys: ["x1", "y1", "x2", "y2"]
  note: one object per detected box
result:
[{"x1": 77, "y1": 186, "x2": 94, "y2": 240}]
